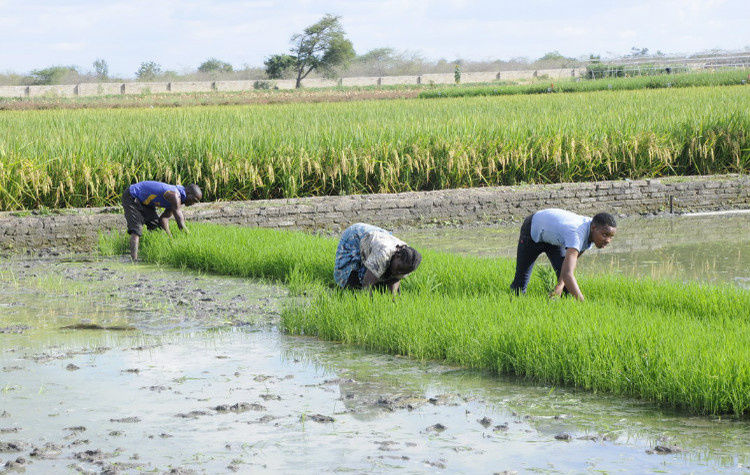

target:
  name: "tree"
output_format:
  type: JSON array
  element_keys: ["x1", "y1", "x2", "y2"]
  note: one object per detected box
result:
[
  {"x1": 29, "y1": 66, "x2": 78, "y2": 85},
  {"x1": 264, "y1": 54, "x2": 296, "y2": 79},
  {"x1": 198, "y1": 58, "x2": 233, "y2": 74},
  {"x1": 135, "y1": 61, "x2": 162, "y2": 81},
  {"x1": 93, "y1": 58, "x2": 108, "y2": 80},
  {"x1": 357, "y1": 47, "x2": 395, "y2": 75},
  {"x1": 288, "y1": 14, "x2": 355, "y2": 88},
  {"x1": 538, "y1": 51, "x2": 566, "y2": 61}
]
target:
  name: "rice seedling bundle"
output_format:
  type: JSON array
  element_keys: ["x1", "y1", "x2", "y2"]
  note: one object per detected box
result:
[
  {"x1": 3, "y1": 85, "x2": 749, "y2": 210},
  {"x1": 100, "y1": 224, "x2": 750, "y2": 415}
]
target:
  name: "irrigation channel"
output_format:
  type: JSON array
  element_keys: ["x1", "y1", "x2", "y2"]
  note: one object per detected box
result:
[{"x1": 1, "y1": 213, "x2": 749, "y2": 473}]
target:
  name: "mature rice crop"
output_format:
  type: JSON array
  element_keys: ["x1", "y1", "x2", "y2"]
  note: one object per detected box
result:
[
  {"x1": 419, "y1": 69, "x2": 750, "y2": 98},
  {"x1": 100, "y1": 224, "x2": 750, "y2": 415},
  {"x1": 3, "y1": 85, "x2": 749, "y2": 211}
]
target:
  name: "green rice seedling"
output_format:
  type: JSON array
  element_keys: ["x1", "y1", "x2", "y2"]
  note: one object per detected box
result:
[{"x1": 101, "y1": 224, "x2": 750, "y2": 415}]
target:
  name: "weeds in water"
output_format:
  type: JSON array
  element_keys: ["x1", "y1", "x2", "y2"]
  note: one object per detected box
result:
[
  {"x1": 100, "y1": 224, "x2": 750, "y2": 415},
  {"x1": 3, "y1": 85, "x2": 749, "y2": 210}
]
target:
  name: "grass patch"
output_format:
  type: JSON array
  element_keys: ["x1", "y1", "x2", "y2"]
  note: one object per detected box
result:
[
  {"x1": 100, "y1": 223, "x2": 750, "y2": 415},
  {"x1": 419, "y1": 69, "x2": 750, "y2": 98}
]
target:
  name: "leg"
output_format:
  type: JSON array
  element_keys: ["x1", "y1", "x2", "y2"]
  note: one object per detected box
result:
[
  {"x1": 544, "y1": 245, "x2": 569, "y2": 294},
  {"x1": 122, "y1": 189, "x2": 144, "y2": 262},
  {"x1": 129, "y1": 233, "x2": 139, "y2": 261},
  {"x1": 510, "y1": 216, "x2": 542, "y2": 295}
]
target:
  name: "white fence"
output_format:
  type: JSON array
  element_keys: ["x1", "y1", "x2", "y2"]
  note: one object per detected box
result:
[
  {"x1": 0, "y1": 68, "x2": 583, "y2": 99},
  {"x1": 2, "y1": 53, "x2": 748, "y2": 99}
]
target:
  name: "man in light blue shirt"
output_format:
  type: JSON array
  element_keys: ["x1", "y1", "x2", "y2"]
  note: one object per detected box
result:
[{"x1": 510, "y1": 209, "x2": 617, "y2": 301}]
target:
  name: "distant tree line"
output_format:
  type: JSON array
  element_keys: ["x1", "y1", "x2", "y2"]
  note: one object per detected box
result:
[{"x1": 1, "y1": 15, "x2": 747, "y2": 88}]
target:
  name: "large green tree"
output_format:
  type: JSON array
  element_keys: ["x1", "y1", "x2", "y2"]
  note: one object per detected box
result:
[
  {"x1": 287, "y1": 14, "x2": 355, "y2": 88},
  {"x1": 264, "y1": 54, "x2": 296, "y2": 79},
  {"x1": 198, "y1": 58, "x2": 233, "y2": 74}
]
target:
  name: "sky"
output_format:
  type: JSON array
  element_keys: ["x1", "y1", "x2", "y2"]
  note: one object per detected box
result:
[{"x1": 0, "y1": 0, "x2": 748, "y2": 77}]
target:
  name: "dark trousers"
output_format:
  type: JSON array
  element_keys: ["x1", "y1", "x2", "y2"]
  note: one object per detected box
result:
[{"x1": 510, "y1": 214, "x2": 566, "y2": 294}]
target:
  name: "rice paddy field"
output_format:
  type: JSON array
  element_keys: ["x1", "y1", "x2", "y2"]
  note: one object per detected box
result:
[
  {"x1": 419, "y1": 69, "x2": 750, "y2": 98},
  {"x1": 100, "y1": 223, "x2": 750, "y2": 416},
  {"x1": 1, "y1": 83, "x2": 749, "y2": 211}
]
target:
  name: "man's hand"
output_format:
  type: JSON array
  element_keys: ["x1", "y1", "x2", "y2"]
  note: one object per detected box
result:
[{"x1": 549, "y1": 282, "x2": 564, "y2": 299}]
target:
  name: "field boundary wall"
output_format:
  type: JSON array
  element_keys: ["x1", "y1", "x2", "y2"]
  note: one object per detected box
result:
[
  {"x1": 0, "y1": 175, "x2": 747, "y2": 253},
  {"x1": 0, "y1": 68, "x2": 584, "y2": 98}
]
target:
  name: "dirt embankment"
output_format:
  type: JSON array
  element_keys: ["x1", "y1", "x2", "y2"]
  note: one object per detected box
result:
[
  {"x1": 0, "y1": 88, "x2": 420, "y2": 111},
  {"x1": 1, "y1": 175, "x2": 748, "y2": 255}
]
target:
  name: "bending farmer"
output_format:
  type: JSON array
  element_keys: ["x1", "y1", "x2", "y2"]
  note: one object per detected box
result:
[
  {"x1": 334, "y1": 223, "x2": 422, "y2": 296},
  {"x1": 510, "y1": 209, "x2": 617, "y2": 301},
  {"x1": 122, "y1": 180, "x2": 202, "y2": 261}
]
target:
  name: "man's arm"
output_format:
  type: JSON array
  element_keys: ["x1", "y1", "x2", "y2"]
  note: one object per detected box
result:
[
  {"x1": 163, "y1": 191, "x2": 189, "y2": 234},
  {"x1": 158, "y1": 208, "x2": 173, "y2": 238},
  {"x1": 387, "y1": 280, "x2": 401, "y2": 297},
  {"x1": 550, "y1": 248, "x2": 585, "y2": 301}
]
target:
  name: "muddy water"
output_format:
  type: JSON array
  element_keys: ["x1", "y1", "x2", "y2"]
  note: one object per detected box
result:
[
  {"x1": 401, "y1": 212, "x2": 750, "y2": 288},
  {"x1": 2, "y1": 253, "x2": 750, "y2": 473}
]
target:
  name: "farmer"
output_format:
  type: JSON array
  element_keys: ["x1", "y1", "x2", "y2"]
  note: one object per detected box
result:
[
  {"x1": 510, "y1": 209, "x2": 617, "y2": 301},
  {"x1": 334, "y1": 223, "x2": 422, "y2": 296},
  {"x1": 122, "y1": 180, "x2": 202, "y2": 261}
]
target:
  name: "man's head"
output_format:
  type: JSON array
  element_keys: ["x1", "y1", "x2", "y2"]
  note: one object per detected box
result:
[
  {"x1": 184, "y1": 184, "x2": 202, "y2": 206},
  {"x1": 590, "y1": 212, "x2": 617, "y2": 249},
  {"x1": 388, "y1": 245, "x2": 422, "y2": 279}
]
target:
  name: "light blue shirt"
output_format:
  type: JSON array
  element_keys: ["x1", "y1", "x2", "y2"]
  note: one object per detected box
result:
[{"x1": 530, "y1": 209, "x2": 593, "y2": 253}]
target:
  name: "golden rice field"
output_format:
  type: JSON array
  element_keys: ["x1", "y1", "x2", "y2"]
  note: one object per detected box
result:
[{"x1": 0, "y1": 85, "x2": 748, "y2": 210}]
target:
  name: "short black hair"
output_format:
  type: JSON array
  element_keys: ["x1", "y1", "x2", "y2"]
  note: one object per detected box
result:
[
  {"x1": 392, "y1": 245, "x2": 422, "y2": 274},
  {"x1": 186, "y1": 184, "x2": 202, "y2": 201},
  {"x1": 592, "y1": 212, "x2": 616, "y2": 228}
]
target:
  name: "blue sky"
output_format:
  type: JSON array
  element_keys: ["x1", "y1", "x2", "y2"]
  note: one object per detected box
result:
[{"x1": 1, "y1": 0, "x2": 747, "y2": 77}]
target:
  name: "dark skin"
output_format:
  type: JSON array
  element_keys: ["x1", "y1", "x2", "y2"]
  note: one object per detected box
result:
[
  {"x1": 549, "y1": 223, "x2": 617, "y2": 301},
  {"x1": 361, "y1": 254, "x2": 411, "y2": 299},
  {"x1": 130, "y1": 190, "x2": 201, "y2": 261}
]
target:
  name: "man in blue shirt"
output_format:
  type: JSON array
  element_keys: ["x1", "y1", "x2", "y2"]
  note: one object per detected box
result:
[
  {"x1": 122, "y1": 181, "x2": 202, "y2": 261},
  {"x1": 510, "y1": 209, "x2": 617, "y2": 301}
]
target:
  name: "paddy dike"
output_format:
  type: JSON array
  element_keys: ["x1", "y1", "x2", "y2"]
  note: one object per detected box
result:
[{"x1": 1, "y1": 174, "x2": 748, "y2": 253}]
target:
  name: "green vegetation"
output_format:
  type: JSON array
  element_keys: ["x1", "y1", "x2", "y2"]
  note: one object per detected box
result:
[
  {"x1": 2, "y1": 84, "x2": 749, "y2": 211},
  {"x1": 419, "y1": 69, "x2": 750, "y2": 98},
  {"x1": 100, "y1": 224, "x2": 750, "y2": 415}
]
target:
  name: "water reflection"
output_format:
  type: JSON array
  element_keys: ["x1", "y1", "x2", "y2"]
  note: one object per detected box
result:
[{"x1": 399, "y1": 213, "x2": 750, "y2": 288}]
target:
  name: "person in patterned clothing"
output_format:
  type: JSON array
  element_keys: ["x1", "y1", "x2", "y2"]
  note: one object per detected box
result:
[{"x1": 334, "y1": 223, "x2": 422, "y2": 297}]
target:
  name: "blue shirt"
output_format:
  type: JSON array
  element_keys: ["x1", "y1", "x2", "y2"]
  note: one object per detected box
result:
[
  {"x1": 128, "y1": 181, "x2": 186, "y2": 209},
  {"x1": 530, "y1": 209, "x2": 592, "y2": 253}
]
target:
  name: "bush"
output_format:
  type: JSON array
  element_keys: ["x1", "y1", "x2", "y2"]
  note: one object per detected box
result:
[{"x1": 253, "y1": 80, "x2": 275, "y2": 90}]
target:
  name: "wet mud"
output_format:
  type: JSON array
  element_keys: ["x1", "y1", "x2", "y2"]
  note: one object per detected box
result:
[{"x1": 1, "y1": 255, "x2": 750, "y2": 472}]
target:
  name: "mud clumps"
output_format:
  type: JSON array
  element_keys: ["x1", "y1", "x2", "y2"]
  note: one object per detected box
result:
[
  {"x1": 214, "y1": 403, "x2": 266, "y2": 413},
  {"x1": 175, "y1": 411, "x2": 211, "y2": 419},
  {"x1": 0, "y1": 325, "x2": 30, "y2": 334},
  {"x1": 426, "y1": 423, "x2": 447, "y2": 433},
  {"x1": 109, "y1": 416, "x2": 141, "y2": 423},
  {"x1": 376, "y1": 395, "x2": 427, "y2": 412},
  {"x1": 648, "y1": 445, "x2": 682, "y2": 454},
  {"x1": 4, "y1": 457, "x2": 26, "y2": 470},
  {"x1": 306, "y1": 414, "x2": 334, "y2": 423},
  {"x1": 0, "y1": 441, "x2": 25, "y2": 453}
]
